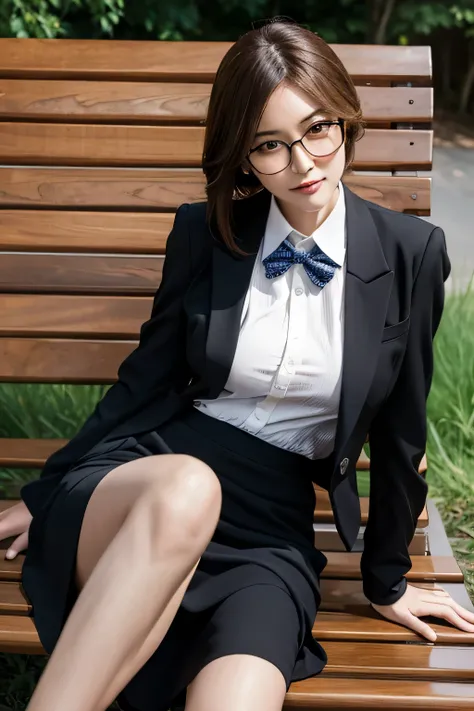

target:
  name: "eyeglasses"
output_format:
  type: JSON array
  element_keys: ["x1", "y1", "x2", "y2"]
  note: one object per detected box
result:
[{"x1": 247, "y1": 119, "x2": 345, "y2": 176}]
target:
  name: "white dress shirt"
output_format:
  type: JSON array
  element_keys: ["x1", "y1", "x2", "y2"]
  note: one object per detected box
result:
[{"x1": 193, "y1": 183, "x2": 347, "y2": 460}]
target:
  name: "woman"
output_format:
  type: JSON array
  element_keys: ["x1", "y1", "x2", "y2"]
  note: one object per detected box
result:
[{"x1": 0, "y1": 17, "x2": 472, "y2": 711}]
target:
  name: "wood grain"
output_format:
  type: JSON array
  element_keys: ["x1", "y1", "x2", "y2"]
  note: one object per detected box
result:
[
  {"x1": 0, "y1": 40, "x2": 432, "y2": 83},
  {"x1": 0, "y1": 124, "x2": 433, "y2": 170},
  {"x1": 0, "y1": 171, "x2": 431, "y2": 213},
  {"x1": 0, "y1": 80, "x2": 433, "y2": 124}
]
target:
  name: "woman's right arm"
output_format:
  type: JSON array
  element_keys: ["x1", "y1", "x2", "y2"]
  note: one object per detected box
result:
[{"x1": 19, "y1": 203, "x2": 195, "y2": 518}]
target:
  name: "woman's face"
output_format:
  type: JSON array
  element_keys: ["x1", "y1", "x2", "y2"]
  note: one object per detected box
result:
[{"x1": 246, "y1": 82, "x2": 346, "y2": 232}]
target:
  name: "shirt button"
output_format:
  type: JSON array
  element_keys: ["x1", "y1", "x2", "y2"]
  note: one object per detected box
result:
[
  {"x1": 288, "y1": 359, "x2": 294, "y2": 366},
  {"x1": 295, "y1": 287, "x2": 303, "y2": 296}
]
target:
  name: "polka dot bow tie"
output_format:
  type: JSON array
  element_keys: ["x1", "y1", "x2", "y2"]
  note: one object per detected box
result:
[{"x1": 262, "y1": 232, "x2": 340, "y2": 289}]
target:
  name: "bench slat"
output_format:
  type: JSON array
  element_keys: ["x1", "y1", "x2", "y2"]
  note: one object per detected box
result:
[
  {"x1": 0, "y1": 40, "x2": 432, "y2": 83},
  {"x1": 320, "y1": 640, "x2": 474, "y2": 681},
  {"x1": 0, "y1": 611, "x2": 473, "y2": 657},
  {"x1": 0, "y1": 293, "x2": 433, "y2": 350},
  {"x1": 0, "y1": 254, "x2": 164, "y2": 295},
  {"x1": 0, "y1": 171, "x2": 431, "y2": 214},
  {"x1": 0, "y1": 124, "x2": 433, "y2": 171},
  {"x1": 1, "y1": 580, "x2": 446, "y2": 617},
  {"x1": 0, "y1": 614, "x2": 43, "y2": 655},
  {"x1": 0, "y1": 253, "x2": 165, "y2": 295},
  {"x1": 285, "y1": 677, "x2": 474, "y2": 709},
  {"x1": 314, "y1": 528, "x2": 427, "y2": 555},
  {"x1": 0, "y1": 294, "x2": 150, "y2": 339},
  {"x1": 0, "y1": 338, "x2": 133, "y2": 383},
  {"x1": 315, "y1": 495, "x2": 428, "y2": 527},
  {"x1": 314, "y1": 608, "x2": 474, "y2": 644},
  {"x1": 322, "y1": 553, "x2": 460, "y2": 582},
  {"x1": 0, "y1": 80, "x2": 433, "y2": 124},
  {"x1": 2, "y1": 549, "x2": 452, "y2": 584}
]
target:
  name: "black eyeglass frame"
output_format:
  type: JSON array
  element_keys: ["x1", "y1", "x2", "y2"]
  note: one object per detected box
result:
[{"x1": 246, "y1": 118, "x2": 346, "y2": 175}]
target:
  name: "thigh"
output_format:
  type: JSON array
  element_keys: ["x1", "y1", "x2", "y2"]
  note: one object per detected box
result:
[
  {"x1": 75, "y1": 452, "x2": 220, "y2": 592},
  {"x1": 184, "y1": 583, "x2": 300, "y2": 710},
  {"x1": 185, "y1": 654, "x2": 287, "y2": 711}
]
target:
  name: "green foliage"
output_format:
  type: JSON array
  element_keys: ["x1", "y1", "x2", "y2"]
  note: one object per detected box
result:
[
  {"x1": 0, "y1": 0, "x2": 473, "y2": 48},
  {"x1": 0, "y1": 0, "x2": 126, "y2": 39}
]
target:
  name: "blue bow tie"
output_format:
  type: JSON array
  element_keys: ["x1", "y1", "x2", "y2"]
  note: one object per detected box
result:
[{"x1": 262, "y1": 236, "x2": 340, "y2": 288}]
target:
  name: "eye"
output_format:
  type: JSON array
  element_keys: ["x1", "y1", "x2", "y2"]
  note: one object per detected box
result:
[
  {"x1": 307, "y1": 122, "x2": 331, "y2": 135},
  {"x1": 255, "y1": 140, "x2": 284, "y2": 153}
]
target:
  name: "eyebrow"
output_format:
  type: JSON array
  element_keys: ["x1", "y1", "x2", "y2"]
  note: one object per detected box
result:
[{"x1": 254, "y1": 108, "x2": 326, "y2": 139}]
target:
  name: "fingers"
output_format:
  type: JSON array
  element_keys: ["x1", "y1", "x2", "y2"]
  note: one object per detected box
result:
[
  {"x1": 4, "y1": 531, "x2": 28, "y2": 560},
  {"x1": 0, "y1": 502, "x2": 31, "y2": 540},
  {"x1": 418, "y1": 601, "x2": 474, "y2": 633},
  {"x1": 399, "y1": 611, "x2": 437, "y2": 642},
  {"x1": 421, "y1": 591, "x2": 474, "y2": 626}
]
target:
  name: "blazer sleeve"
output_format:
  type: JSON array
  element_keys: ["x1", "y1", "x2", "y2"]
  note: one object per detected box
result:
[
  {"x1": 360, "y1": 225, "x2": 451, "y2": 606},
  {"x1": 21, "y1": 204, "x2": 193, "y2": 514}
]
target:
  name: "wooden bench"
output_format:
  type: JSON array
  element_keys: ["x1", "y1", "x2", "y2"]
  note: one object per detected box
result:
[{"x1": 0, "y1": 37, "x2": 473, "y2": 709}]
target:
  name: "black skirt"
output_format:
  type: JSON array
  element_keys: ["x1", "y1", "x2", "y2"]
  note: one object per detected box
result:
[{"x1": 21, "y1": 406, "x2": 330, "y2": 711}]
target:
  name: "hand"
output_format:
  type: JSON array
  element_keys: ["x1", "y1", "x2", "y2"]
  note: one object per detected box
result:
[
  {"x1": 0, "y1": 501, "x2": 32, "y2": 560},
  {"x1": 371, "y1": 582, "x2": 474, "y2": 642}
]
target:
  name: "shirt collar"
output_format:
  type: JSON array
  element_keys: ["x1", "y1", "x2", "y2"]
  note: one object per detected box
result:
[{"x1": 262, "y1": 181, "x2": 346, "y2": 267}]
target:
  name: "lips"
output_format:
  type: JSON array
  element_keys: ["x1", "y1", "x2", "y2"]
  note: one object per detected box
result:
[{"x1": 292, "y1": 178, "x2": 324, "y2": 190}]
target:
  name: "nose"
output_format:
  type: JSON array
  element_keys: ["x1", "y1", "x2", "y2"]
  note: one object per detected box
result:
[{"x1": 290, "y1": 141, "x2": 314, "y2": 174}]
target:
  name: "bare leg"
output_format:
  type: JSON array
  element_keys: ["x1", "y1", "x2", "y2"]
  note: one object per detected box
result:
[
  {"x1": 98, "y1": 559, "x2": 199, "y2": 710},
  {"x1": 25, "y1": 453, "x2": 222, "y2": 711},
  {"x1": 185, "y1": 655, "x2": 287, "y2": 711}
]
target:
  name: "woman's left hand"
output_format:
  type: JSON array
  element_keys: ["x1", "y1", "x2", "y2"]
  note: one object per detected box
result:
[{"x1": 370, "y1": 582, "x2": 474, "y2": 642}]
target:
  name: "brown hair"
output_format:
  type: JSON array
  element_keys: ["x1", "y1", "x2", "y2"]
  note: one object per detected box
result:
[{"x1": 202, "y1": 18, "x2": 365, "y2": 255}]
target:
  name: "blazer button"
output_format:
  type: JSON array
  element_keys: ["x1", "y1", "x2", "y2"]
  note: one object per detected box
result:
[{"x1": 340, "y1": 457, "x2": 349, "y2": 476}]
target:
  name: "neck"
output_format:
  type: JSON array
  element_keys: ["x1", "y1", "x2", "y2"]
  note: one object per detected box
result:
[{"x1": 276, "y1": 183, "x2": 340, "y2": 237}]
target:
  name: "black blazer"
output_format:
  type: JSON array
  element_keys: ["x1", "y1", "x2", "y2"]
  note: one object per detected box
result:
[{"x1": 21, "y1": 184, "x2": 451, "y2": 606}]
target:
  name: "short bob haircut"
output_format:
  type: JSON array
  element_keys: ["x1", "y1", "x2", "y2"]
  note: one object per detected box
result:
[{"x1": 202, "y1": 18, "x2": 365, "y2": 255}]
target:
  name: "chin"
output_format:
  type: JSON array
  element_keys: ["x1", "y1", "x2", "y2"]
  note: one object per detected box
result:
[{"x1": 291, "y1": 188, "x2": 331, "y2": 211}]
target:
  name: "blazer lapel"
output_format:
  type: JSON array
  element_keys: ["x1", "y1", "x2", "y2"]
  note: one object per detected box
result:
[
  {"x1": 205, "y1": 189, "x2": 271, "y2": 398},
  {"x1": 332, "y1": 185, "x2": 394, "y2": 471}
]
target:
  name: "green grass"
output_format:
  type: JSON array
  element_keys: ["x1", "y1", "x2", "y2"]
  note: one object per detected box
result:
[{"x1": 0, "y1": 277, "x2": 473, "y2": 708}]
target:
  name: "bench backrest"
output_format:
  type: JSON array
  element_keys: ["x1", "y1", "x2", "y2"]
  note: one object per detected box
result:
[{"x1": 0, "y1": 38, "x2": 432, "y2": 388}]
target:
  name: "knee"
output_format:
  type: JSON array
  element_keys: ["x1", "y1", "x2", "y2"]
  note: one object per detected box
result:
[{"x1": 146, "y1": 454, "x2": 222, "y2": 546}]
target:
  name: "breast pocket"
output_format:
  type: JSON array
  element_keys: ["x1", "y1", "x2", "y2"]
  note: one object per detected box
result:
[
  {"x1": 366, "y1": 315, "x2": 411, "y2": 410},
  {"x1": 381, "y1": 314, "x2": 410, "y2": 343}
]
